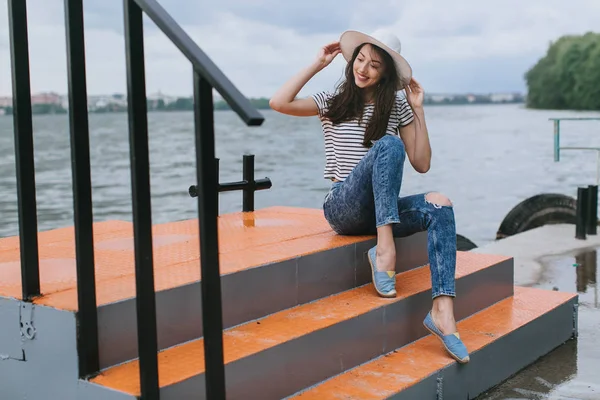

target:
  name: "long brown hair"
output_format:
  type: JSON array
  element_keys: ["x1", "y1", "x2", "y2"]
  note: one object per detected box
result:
[{"x1": 323, "y1": 43, "x2": 401, "y2": 148}]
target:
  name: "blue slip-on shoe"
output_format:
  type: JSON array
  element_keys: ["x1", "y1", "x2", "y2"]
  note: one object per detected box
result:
[
  {"x1": 367, "y1": 246, "x2": 397, "y2": 298},
  {"x1": 423, "y1": 311, "x2": 470, "y2": 364}
]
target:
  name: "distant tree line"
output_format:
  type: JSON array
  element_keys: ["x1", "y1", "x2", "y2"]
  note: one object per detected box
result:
[
  {"x1": 148, "y1": 97, "x2": 270, "y2": 111},
  {"x1": 525, "y1": 32, "x2": 600, "y2": 110},
  {"x1": 422, "y1": 94, "x2": 524, "y2": 105},
  {"x1": 0, "y1": 104, "x2": 66, "y2": 115},
  {"x1": 0, "y1": 98, "x2": 272, "y2": 115},
  {"x1": 0, "y1": 90, "x2": 526, "y2": 116}
]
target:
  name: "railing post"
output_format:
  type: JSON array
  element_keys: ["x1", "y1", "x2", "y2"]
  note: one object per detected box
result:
[
  {"x1": 8, "y1": 0, "x2": 41, "y2": 300},
  {"x1": 193, "y1": 71, "x2": 226, "y2": 400},
  {"x1": 576, "y1": 187, "x2": 588, "y2": 240},
  {"x1": 587, "y1": 185, "x2": 598, "y2": 235},
  {"x1": 216, "y1": 158, "x2": 220, "y2": 215},
  {"x1": 64, "y1": 0, "x2": 100, "y2": 378},
  {"x1": 124, "y1": 0, "x2": 160, "y2": 398},
  {"x1": 242, "y1": 155, "x2": 255, "y2": 212},
  {"x1": 553, "y1": 119, "x2": 560, "y2": 162}
]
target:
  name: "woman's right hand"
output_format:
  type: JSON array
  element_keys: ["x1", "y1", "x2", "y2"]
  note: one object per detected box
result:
[
  {"x1": 270, "y1": 41, "x2": 341, "y2": 117},
  {"x1": 315, "y1": 42, "x2": 341, "y2": 70}
]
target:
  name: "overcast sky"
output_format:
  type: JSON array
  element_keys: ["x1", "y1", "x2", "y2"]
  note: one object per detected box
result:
[{"x1": 1, "y1": 0, "x2": 599, "y2": 98}]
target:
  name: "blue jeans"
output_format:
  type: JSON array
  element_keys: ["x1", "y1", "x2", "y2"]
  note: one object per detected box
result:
[{"x1": 323, "y1": 135, "x2": 456, "y2": 299}]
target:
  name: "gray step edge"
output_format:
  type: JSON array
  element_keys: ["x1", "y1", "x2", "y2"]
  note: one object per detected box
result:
[
  {"x1": 153, "y1": 256, "x2": 514, "y2": 399},
  {"x1": 98, "y1": 233, "x2": 428, "y2": 369},
  {"x1": 391, "y1": 296, "x2": 578, "y2": 400}
]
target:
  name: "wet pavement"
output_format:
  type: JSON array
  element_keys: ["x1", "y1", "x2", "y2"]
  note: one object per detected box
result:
[{"x1": 476, "y1": 239, "x2": 600, "y2": 400}]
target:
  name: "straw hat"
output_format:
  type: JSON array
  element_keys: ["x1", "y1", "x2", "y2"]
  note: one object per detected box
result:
[{"x1": 339, "y1": 29, "x2": 412, "y2": 89}]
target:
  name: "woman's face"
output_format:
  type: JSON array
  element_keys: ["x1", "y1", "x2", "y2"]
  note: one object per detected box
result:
[{"x1": 352, "y1": 44, "x2": 384, "y2": 89}]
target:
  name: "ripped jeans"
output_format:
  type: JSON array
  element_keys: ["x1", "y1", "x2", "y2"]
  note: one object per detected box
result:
[{"x1": 323, "y1": 135, "x2": 456, "y2": 298}]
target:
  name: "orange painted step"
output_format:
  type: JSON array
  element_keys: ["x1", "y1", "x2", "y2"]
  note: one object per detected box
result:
[
  {"x1": 0, "y1": 207, "x2": 370, "y2": 307},
  {"x1": 290, "y1": 286, "x2": 577, "y2": 399},
  {"x1": 0, "y1": 220, "x2": 133, "y2": 253},
  {"x1": 90, "y1": 252, "x2": 510, "y2": 397}
]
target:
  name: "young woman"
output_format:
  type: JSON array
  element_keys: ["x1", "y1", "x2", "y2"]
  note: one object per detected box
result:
[{"x1": 269, "y1": 29, "x2": 469, "y2": 364}]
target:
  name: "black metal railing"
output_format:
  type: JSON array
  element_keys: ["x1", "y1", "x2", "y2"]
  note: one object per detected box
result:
[
  {"x1": 8, "y1": 0, "x2": 265, "y2": 398},
  {"x1": 64, "y1": 0, "x2": 100, "y2": 378},
  {"x1": 8, "y1": 0, "x2": 41, "y2": 301},
  {"x1": 124, "y1": 2, "x2": 161, "y2": 397},
  {"x1": 188, "y1": 155, "x2": 273, "y2": 213},
  {"x1": 575, "y1": 185, "x2": 598, "y2": 240}
]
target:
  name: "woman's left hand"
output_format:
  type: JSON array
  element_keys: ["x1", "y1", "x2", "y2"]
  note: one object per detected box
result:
[{"x1": 405, "y1": 78, "x2": 424, "y2": 108}]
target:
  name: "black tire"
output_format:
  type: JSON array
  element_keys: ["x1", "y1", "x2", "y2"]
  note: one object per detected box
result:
[
  {"x1": 496, "y1": 193, "x2": 577, "y2": 240},
  {"x1": 456, "y1": 234, "x2": 477, "y2": 251}
]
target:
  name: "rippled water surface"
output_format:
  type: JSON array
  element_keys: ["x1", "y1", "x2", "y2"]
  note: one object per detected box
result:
[{"x1": 1, "y1": 104, "x2": 599, "y2": 246}]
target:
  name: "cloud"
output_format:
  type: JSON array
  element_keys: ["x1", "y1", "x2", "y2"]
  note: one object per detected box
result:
[
  {"x1": 1, "y1": 0, "x2": 599, "y2": 98},
  {"x1": 146, "y1": 0, "x2": 403, "y2": 35}
]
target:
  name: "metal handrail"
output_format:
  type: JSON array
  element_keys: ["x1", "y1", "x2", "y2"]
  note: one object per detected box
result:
[
  {"x1": 9, "y1": 0, "x2": 263, "y2": 398},
  {"x1": 133, "y1": 0, "x2": 264, "y2": 127},
  {"x1": 550, "y1": 117, "x2": 600, "y2": 185},
  {"x1": 126, "y1": 2, "x2": 266, "y2": 399}
]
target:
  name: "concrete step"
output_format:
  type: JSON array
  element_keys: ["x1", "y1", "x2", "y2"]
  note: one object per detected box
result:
[
  {"x1": 288, "y1": 286, "x2": 578, "y2": 400},
  {"x1": 0, "y1": 207, "x2": 428, "y2": 369},
  {"x1": 86, "y1": 251, "x2": 514, "y2": 399}
]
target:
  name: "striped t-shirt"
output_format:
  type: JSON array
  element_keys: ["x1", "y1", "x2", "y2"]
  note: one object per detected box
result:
[{"x1": 311, "y1": 91, "x2": 415, "y2": 181}]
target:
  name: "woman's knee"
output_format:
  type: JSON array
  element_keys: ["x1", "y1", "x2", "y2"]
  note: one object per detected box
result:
[
  {"x1": 375, "y1": 134, "x2": 404, "y2": 152},
  {"x1": 424, "y1": 192, "x2": 455, "y2": 229},
  {"x1": 425, "y1": 192, "x2": 453, "y2": 208},
  {"x1": 372, "y1": 135, "x2": 405, "y2": 165}
]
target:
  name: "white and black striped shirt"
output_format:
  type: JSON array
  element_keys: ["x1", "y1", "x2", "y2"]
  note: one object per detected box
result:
[{"x1": 312, "y1": 91, "x2": 414, "y2": 182}]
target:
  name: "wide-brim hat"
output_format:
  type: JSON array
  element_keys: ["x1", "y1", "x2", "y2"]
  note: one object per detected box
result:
[{"x1": 339, "y1": 29, "x2": 412, "y2": 89}]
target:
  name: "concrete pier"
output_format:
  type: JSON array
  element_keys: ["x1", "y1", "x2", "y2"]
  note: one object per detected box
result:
[{"x1": 474, "y1": 224, "x2": 600, "y2": 399}]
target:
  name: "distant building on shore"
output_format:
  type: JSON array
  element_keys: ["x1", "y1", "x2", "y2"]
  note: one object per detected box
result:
[
  {"x1": 31, "y1": 92, "x2": 62, "y2": 106},
  {"x1": 0, "y1": 96, "x2": 12, "y2": 107}
]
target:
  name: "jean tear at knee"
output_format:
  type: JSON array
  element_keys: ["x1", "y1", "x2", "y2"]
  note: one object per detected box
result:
[
  {"x1": 424, "y1": 193, "x2": 452, "y2": 209},
  {"x1": 424, "y1": 194, "x2": 442, "y2": 209}
]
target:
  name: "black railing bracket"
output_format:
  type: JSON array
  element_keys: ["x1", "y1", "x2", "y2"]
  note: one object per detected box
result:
[{"x1": 189, "y1": 154, "x2": 272, "y2": 213}]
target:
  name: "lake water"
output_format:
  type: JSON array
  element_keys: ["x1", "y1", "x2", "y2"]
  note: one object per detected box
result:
[{"x1": 1, "y1": 104, "x2": 599, "y2": 246}]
